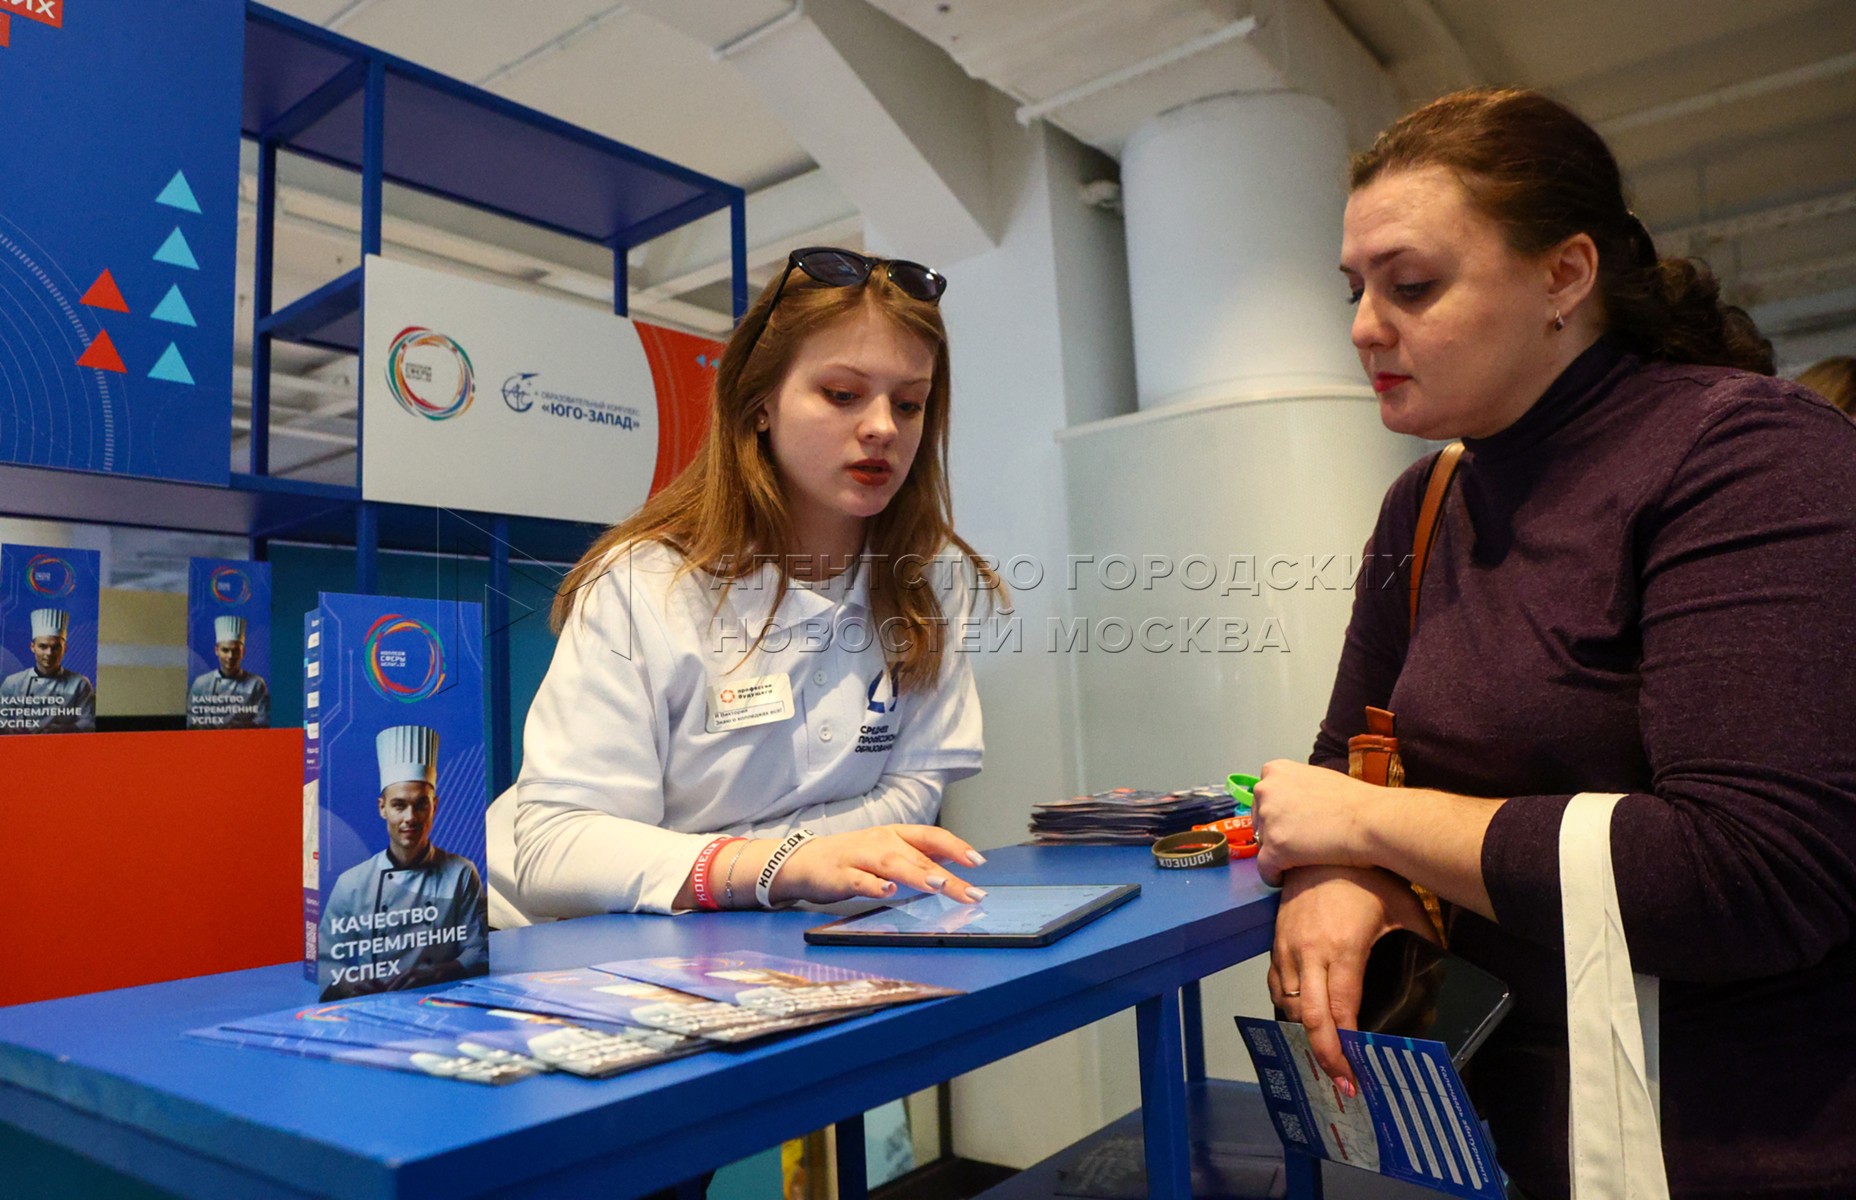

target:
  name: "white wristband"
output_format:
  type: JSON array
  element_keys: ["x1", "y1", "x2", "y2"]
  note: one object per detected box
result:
[{"x1": 756, "y1": 828, "x2": 817, "y2": 909}]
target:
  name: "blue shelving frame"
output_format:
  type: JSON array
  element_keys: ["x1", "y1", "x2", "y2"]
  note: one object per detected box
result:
[{"x1": 0, "y1": 1, "x2": 751, "y2": 795}]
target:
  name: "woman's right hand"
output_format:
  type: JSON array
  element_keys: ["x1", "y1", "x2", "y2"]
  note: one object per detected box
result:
[
  {"x1": 1268, "y1": 864, "x2": 1437, "y2": 1091},
  {"x1": 768, "y1": 824, "x2": 987, "y2": 905}
]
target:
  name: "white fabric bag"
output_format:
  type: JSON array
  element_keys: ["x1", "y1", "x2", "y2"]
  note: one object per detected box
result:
[{"x1": 1559, "y1": 792, "x2": 1669, "y2": 1200}]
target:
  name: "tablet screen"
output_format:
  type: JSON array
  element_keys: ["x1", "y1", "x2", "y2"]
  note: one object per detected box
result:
[{"x1": 822, "y1": 885, "x2": 1131, "y2": 938}]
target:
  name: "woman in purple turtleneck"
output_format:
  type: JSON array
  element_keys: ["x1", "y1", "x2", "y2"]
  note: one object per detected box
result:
[{"x1": 1249, "y1": 89, "x2": 1856, "y2": 1198}]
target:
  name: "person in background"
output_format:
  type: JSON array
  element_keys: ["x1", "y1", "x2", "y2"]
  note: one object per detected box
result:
[
  {"x1": 488, "y1": 247, "x2": 1002, "y2": 927},
  {"x1": 1250, "y1": 88, "x2": 1856, "y2": 1197},
  {"x1": 1798, "y1": 353, "x2": 1856, "y2": 415}
]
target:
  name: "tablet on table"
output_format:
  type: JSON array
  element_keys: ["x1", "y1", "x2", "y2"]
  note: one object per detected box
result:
[{"x1": 804, "y1": 884, "x2": 1140, "y2": 948}]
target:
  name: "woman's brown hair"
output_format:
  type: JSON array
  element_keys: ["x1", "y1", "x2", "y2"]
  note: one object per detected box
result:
[
  {"x1": 550, "y1": 257, "x2": 1000, "y2": 693},
  {"x1": 1798, "y1": 356, "x2": 1856, "y2": 416},
  {"x1": 1351, "y1": 88, "x2": 1774, "y2": 375}
]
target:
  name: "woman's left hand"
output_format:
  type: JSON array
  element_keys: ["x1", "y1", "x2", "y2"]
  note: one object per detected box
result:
[{"x1": 1252, "y1": 760, "x2": 1383, "y2": 886}]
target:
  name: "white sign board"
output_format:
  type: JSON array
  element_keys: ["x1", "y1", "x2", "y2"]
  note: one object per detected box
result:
[{"x1": 361, "y1": 255, "x2": 659, "y2": 523}]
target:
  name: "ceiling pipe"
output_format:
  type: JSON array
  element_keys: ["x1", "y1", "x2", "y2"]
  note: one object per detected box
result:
[
  {"x1": 1660, "y1": 188, "x2": 1856, "y2": 246},
  {"x1": 476, "y1": 4, "x2": 630, "y2": 89},
  {"x1": 1600, "y1": 50, "x2": 1856, "y2": 135},
  {"x1": 322, "y1": 0, "x2": 385, "y2": 33},
  {"x1": 712, "y1": 1, "x2": 805, "y2": 63},
  {"x1": 1015, "y1": 16, "x2": 1260, "y2": 126}
]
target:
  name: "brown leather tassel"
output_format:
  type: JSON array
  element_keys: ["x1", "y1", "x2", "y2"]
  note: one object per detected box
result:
[{"x1": 1348, "y1": 706, "x2": 1446, "y2": 943}]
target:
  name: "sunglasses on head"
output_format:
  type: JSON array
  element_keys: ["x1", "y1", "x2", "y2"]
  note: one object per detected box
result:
[{"x1": 740, "y1": 246, "x2": 947, "y2": 362}]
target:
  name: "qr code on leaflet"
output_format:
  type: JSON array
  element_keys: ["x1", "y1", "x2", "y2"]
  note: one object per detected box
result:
[
  {"x1": 1247, "y1": 1027, "x2": 1277, "y2": 1057},
  {"x1": 1278, "y1": 1111, "x2": 1309, "y2": 1145},
  {"x1": 1264, "y1": 1067, "x2": 1294, "y2": 1102}
]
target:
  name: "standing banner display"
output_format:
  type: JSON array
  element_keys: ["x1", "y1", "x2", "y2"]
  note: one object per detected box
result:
[
  {"x1": 361, "y1": 256, "x2": 720, "y2": 524},
  {"x1": 304, "y1": 594, "x2": 490, "y2": 1002},
  {"x1": 0, "y1": 544, "x2": 100, "y2": 734},
  {"x1": 186, "y1": 558, "x2": 273, "y2": 729},
  {"x1": 0, "y1": 0, "x2": 241, "y2": 485}
]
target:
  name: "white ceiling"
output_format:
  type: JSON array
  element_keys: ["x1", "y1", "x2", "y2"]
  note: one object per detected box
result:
[{"x1": 129, "y1": 0, "x2": 1851, "y2": 589}]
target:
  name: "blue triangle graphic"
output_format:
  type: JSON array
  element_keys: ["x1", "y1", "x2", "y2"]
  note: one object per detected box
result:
[
  {"x1": 149, "y1": 284, "x2": 198, "y2": 327},
  {"x1": 153, "y1": 228, "x2": 199, "y2": 270},
  {"x1": 155, "y1": 170, "x2": 202, "y2": 215},
  {"x1": 148, "y1": 343, "x2": 195, "y2": 385}
]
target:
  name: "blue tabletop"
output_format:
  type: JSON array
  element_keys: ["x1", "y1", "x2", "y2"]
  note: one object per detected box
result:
[{"x1": 0, "y1": 845, "x2": 1279, "y2": 1200}]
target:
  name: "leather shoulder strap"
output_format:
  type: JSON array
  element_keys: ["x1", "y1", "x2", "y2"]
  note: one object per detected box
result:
[{"x1": 1409, "y1": 441, "x2": 1465, "y2": 638}]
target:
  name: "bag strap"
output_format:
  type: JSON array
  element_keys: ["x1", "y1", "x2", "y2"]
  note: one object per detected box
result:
[
  {"x1": 1560, "y1": 792, "x2": 1667, "y2": 1200},
  {"x1": 1409, "y1": 441, "x2": 1466, "y2": 637}
]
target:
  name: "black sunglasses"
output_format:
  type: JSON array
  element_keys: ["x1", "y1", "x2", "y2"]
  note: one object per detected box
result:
[{"x1": 741, "y1": 246, "x2": 947, "y2": 362}]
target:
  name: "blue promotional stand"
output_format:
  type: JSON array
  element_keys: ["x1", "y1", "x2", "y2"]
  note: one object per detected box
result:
[{"x1": 0, "y1": 2, "x2": 747, "y2": 795}]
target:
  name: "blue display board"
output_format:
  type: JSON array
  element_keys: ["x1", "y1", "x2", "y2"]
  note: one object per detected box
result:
[
  {"x1": 187, "y1": 557, "x2": 273, "y2": 728},
  {"x1": 0, "y1": 543, "x2": 100, "y2": 734},
  {"x1": 305, "y1": 594, "x2": 489, "y2": 1000},
  {"x1": 0, "y1": 0, "x2": 242, "y2": 485}
]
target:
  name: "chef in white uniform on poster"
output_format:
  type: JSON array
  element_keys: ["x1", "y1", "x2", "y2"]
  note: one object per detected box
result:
[
  {"x1": 317, "y1": 724, "x2": 489, "y2": 1001},
  {"x1": 0, "y1": 608, "x2": 97, "y2": 733},
  {"x1": 187, "y1": 615, "x2": 271, "y2": 728}
]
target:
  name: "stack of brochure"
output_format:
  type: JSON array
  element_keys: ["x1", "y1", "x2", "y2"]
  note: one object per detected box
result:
[
  {"x1": 189, "y1": 953, "x2": 958, "y2": 1085},
  {"x1": 1029, "y1": 785, "x2": 1239, "y2": 845}
]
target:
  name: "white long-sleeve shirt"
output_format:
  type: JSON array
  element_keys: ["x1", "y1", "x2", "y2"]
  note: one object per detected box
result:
[{"x1": 487, "y1": 542, "x2": 985, "y2": 922}]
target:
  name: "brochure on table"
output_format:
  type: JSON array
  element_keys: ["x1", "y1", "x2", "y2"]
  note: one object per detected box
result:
[
  {"x1": 1236, "y1": 1017, "x2": 1504, "y2": 1200},
  {"x1": 0, "y1": 544, "x2": 100, "y2": 734},
  {"x1": 304, "y1": 594, "x2": 490, "y2": 1001},
  {"x1": 186, "y1": 557, "x2": 272, "y2": 729}
]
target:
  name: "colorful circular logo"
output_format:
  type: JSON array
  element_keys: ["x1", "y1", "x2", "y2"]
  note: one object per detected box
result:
[
  {"x1": 363, "y1": 614, "x2": 446, "y2": 703},
  {"x1": 25, "y1": 554, "x2": 75, "y2": 597},
  {"x1": 209, "y1": 565, "x2": 251, "y2": 605},
  {"x1": 385, "y1": 327, "x2": 475, "y2": 420}
]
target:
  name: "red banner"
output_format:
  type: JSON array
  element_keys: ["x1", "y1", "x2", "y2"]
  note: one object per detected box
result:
[{"x1": 3, "y1": 0, "x2": 63, "y2": 30}]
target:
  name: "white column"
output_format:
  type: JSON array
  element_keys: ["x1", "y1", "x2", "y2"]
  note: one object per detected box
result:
[{"x1": 1121, "y1": 91, "x2": 1360, "y2": 409}]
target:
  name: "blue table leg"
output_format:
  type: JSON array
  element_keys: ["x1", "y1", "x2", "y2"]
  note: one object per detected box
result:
[
  {"x1": 836, "y1": 1112, "x2": 867, "y2": 1200},
  {"x1": 1182, "y1": 979, "x2": 1206, "y2": 1083},
  {"x1": 1285, "y1": 1149, "x2": 1325, "y2": 1199},
  {"x1": 673, "y1": 1180, "x2": 704, "y2": 1200},
  {"x1": 1136, "y1": 990, "x2": 1191, "y2": 1200}
]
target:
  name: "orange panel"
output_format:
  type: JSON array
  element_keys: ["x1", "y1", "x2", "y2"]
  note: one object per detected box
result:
[
  {"x1": 0, "y1": 729, "x2": 303, "y2": 1006},
  {"x1": 636, "y1": 321, "x2": 720, "y2": 496}
]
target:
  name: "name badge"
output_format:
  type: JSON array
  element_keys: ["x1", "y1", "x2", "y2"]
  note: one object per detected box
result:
[{"x1": 706, "y1": 673, "x2": 796, "y2": 733}]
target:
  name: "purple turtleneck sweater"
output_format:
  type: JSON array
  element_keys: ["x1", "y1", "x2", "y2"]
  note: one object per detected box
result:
[{"x1": 1311, "y1": 337, "x2": 1856, "y2": 1198}]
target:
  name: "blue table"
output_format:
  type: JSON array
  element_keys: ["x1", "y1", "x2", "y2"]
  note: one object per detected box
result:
[{"x1": 0, "y1": 844, "x2": 1280, "y2": 1200}]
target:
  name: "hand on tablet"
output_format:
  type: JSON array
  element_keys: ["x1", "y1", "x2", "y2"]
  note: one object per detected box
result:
[{"x1": 774, "y1": 825, "x2": 988, "y2": 906}]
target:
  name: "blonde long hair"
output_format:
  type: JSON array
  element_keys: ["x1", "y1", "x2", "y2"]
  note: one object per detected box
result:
[{"x1": 551, "y1": 258, "x2": 1001, "y2": 692}]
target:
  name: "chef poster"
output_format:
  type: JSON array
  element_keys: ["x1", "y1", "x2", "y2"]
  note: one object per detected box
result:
[
  {"x1": 0, "y1": 544, "x2": 101, "y2": 734},
  {"x1": 304, "y1": 594, "x2": 489, "y2": 1001},
  {"x1": 186, "y1": 557, "x2": 272, "y2": 728}
]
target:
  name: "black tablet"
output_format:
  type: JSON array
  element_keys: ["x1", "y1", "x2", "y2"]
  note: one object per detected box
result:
[{"x1": 804, "y1": 884, "x2": 1140, "y2": 948}]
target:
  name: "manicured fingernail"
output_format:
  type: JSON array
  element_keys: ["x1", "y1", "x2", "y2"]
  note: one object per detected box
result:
[
  {"x1": 1339, "y1": 1078, "x2": 1356, "y2": 1098},
  {"x1": 925, "y1": 874, "x2": 949, "y2": 889},
  {"x1": 966, "y1": 887, "x2": 987, "y2": 900},
  {"x1": 966, "y1": 851, "x2": 987, "y2": 866}
]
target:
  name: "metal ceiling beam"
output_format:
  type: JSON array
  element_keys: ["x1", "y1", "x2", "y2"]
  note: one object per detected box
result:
[
  {"x1": 1014, "y1": 16, "x2": 1259, "y2": 125},
  {"x1": 1600, "y1": 50, "x2": 1856, "y2": 136},
  {"x1": 475, "y1": 4, "x2": 631, "y2": 89},
  {"x1": 1659, "y1": 188, "x2": 1856, "y2": 247}
]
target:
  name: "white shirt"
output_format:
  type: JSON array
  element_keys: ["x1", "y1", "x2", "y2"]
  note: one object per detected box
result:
[{"x1": 488, "y1": 542, "x2": 985, "y2": 921}]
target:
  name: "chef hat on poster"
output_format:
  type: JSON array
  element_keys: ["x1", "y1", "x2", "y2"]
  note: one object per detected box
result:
[
  {"x1": 376, "y1": 724, "x2": 440, "y2": 791},
  {"x1": 214, "y1": 615, "x2": 247, "y2": 644},
  {"x1": 30, "y1": 609, "x2": 69, "y2": 639}
]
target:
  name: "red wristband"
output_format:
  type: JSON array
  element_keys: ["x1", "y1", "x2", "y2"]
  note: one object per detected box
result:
[{"x1": 691, "y1": 836, "x2": 742, "y2": 912}]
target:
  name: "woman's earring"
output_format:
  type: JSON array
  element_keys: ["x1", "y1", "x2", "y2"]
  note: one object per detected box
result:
[{"x1": 1552, "y1": 310, "x2": 1566, "y2": 332}]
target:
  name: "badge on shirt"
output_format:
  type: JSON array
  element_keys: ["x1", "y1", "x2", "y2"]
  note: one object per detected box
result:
[{"x1": 706, "y1": 673, "x2": 796, "y2": 733}]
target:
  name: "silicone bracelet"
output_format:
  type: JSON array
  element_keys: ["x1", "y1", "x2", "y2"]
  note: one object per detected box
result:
[
  {"x1": 691, "y1": 836, "x2": 740, "y2": 911},
  {"x1": 1152, "y1": 829, "x2": 1230, "y2": 869},
  {"x1": 756, "y1": 828, "x2": 817, "y2": 909}
]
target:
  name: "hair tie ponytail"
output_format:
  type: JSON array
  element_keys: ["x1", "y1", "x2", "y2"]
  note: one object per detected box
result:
[{"x1": 1623, "y1": 210, "x2": 1658, "y2": 269}]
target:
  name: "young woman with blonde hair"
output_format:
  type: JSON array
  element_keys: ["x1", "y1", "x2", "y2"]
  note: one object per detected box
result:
[{"x1": 488, "y1": 248, "x2": 1000, "y2": 924}]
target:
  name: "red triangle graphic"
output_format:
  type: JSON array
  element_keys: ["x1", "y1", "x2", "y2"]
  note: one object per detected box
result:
[
  {"x1": 76, "y1": 329, "x2": 128, "y2": 374},
  {"x1": 80, "y1": 270, "x2": 130, "y2": 313}
]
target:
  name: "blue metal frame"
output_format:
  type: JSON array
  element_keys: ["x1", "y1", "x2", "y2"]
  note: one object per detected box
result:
[{"x1": 232, "y1": 0, "x2": 747, "y2": 788}]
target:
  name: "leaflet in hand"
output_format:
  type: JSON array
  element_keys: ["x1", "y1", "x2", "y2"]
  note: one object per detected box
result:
[
  {"x1": 434, "y1": 969, "x2": 845, "y2": 1043},
  {"x1": 593, "y1": 952, "x2": 960, "y2": 1017},
  {"x1": 1235, "y1": 1017, "x2": 1503, "y2": 1200},
  {"x1": 338, "y1": 993, "x2": 704, "y2": 1078}
]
